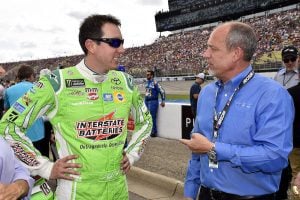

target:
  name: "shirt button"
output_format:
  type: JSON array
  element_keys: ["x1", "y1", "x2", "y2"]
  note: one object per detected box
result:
[
  {"x1": 210, "y1": 169, "x2": 213, "y2": 172},
  {"x1": 224, "y1": 93, "x2": 228, "y2": 97}
]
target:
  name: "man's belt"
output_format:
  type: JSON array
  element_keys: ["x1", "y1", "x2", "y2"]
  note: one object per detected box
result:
[{"x1": 200, "y1": 186, "x2": 276, "y2": 200}]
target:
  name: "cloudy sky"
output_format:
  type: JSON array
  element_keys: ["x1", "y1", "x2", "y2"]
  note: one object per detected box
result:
[{"x1": 0, "y1": 0, "x2": 169, "y2": 63}]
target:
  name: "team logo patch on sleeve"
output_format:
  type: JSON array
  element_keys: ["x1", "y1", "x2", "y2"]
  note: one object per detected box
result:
[
  {"x1": 8, "y1": 111, "x2": 19, "y2": 122},
  {"x1": 76, "y1": 112, "x2": 124, "y2": 141},
  {"x1": 34, "y1": 81, "x2": 44, "y2": 88},
  {"x1": 11, "y1": 143, "x2": 39, "y2": 166},
  {"x1": 22, "y1": 93, "x2": 32, "y2": 106},
  {"x1": 50, "y1": 73, "x2": 59, "y2": 84},
  {"x1": 13, "y1": 102, "x2": 26, "y2": 113}
]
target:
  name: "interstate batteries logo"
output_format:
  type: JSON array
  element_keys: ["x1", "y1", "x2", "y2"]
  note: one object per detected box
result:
[{"x1": 76, "y1": 112, "x2": 124, "y2": 140}]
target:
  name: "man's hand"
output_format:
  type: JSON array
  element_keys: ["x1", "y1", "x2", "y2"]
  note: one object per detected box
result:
[
  {"x1": 49, "y1": 155, "x2": 81, "y2": 180},
  {"x1": 180, "y1": 133, "x2": 213, "y2": 153},
  {"x1": 160, "y1": 102, "x2": 165, "y2": 107},
  {"x1": 0, "y1": 180, "x2": 29, "y2": 200},
  {"x1": 121, "y1": 151, "x2": 131, "y2": 174}
]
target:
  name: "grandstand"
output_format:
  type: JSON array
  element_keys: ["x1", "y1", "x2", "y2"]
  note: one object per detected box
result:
[
  {"x1": 155, "y1": 0, "x2": 299, "y2": 32},
  {"x1": 0, "y1": 1, "x2": 299, "y2": 80}
]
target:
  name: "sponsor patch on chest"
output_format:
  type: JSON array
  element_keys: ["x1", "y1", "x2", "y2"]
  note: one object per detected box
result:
[
  {"x1": 85, "y1": 88, "x2": 99, "y2": 100},
  {"x1": 76, "y1": 111, "x2": 125, "y2": 140},
  {"x1": 65, "y1": 79, "x2": 85, "y2": 88}
]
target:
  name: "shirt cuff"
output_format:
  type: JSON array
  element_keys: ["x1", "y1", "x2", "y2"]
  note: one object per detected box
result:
[
  {"x1": 184, "y1": 183, "x2": 199, "y2": 199},
  {"x1": 215, "y1": 142, "x2": 233, "y2": 161}
]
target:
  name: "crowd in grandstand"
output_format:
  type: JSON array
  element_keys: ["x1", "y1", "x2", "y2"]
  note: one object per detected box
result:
[
  {"x1": 122, "y1": 6, "x2": 299, "y2": 77},
  {"x1": 0, "y1": 6, "x2": 299, "y2": 80}
]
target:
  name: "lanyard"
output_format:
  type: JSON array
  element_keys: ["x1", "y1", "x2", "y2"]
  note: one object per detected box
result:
[
  {"x1": 213, "y1": 70, "x2": 255, "y2": 141},
  {"x1": 283, "y1": 72, "x2": 296, "y2": 86}
]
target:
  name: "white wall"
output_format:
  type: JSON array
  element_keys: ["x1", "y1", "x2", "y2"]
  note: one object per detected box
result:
[
  {"x1": 156, "y1": 102, "x2": 193, "y2": 140},
  {"x1": 157, "y1": 103, "x2": 182, "y2": 139}
]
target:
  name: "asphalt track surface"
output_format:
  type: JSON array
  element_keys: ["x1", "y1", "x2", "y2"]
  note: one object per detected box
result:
[
  {"x1": 138, "y1": 80, "x2": 201, "y2": 95},
  {"x1": 134, "y1": 137, "x2": 190, "y2": 182}
]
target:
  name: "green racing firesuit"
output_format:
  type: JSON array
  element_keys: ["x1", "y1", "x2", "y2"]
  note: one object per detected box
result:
[{"x1": 0, "y1": 60, "x2": 152, "y2": 199}]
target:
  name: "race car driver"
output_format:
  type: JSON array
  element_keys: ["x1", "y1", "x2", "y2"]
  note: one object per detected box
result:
[{"x1": 0, "y1": 14, "x2": 152, "y2": 199}]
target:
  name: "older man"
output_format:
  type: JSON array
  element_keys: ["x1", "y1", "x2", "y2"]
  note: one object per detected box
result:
[{"x1": 181, "y1": 22, "x2": 293, "y2": 200}]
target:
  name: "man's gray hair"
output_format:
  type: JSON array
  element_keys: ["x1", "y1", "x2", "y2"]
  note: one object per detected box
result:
[{"x1": 225, "y1": 22, "x2": 257, "y2": 61}]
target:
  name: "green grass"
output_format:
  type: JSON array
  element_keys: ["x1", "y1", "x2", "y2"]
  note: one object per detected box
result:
[{"x1": 166, "y1": 94, "x2": 189, "y2": 100}]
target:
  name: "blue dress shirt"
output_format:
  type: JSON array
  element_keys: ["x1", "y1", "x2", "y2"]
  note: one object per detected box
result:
[{"x1": 189, "y1": 66, "x2": 293, "y2": 196}]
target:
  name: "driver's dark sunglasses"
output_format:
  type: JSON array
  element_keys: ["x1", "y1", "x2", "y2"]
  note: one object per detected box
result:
[{"x1": 90, "y1": 38, "x2": 124, "y2": 48}]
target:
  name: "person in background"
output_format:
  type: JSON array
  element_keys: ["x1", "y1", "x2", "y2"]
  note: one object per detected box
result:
[
  {"x1": 190, "y1": 73, "x2": 205, "y2": 117},
  {"x1": 184, "y1": 73, "x2": 205, "y2": 199},
  {"x1": 144, "y1": 70, "x2": 165, "y2": 137},
  {"x1": 289, "y1": 65, "x2": 300, "y2": 197},
  {"x1": 274, "y1": 46, "x2": 299, "y2": 89},
  {"x1": 273, "y1": 46, "x2": 299, "y2": 199},
  {"x1": 0, "y1": 135, "x2": 33, "y2": 200},
  {"x1": 0, "y1": 14, "x2": 152, "y2": 199},
  {"x1": 117, "y1": 65, "x2": 126, "y2": 72},
  {"x1": 0, "y1": 81, "x2": 5, "y2": 119},
  {"x1": 3, "y1": 64, "x2": 47, "y2": 157},
  {"x1": 181, "y1": 21, "x2": 293, "y2": 200}
]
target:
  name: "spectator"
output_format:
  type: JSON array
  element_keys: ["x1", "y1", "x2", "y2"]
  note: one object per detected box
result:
[
  {"x1": 0, "y1": 136, "x2": 33, "y2": 200},
  {"x1": 117, "y1": 65, "x2": 126, "y2": 72},
  {"x1": 190, "y1": 73, "x2": 205, "y2": 117},
  {"x1": 184, "y1": 72, "x2": 205, "y2": 199},
  {"x1": 0, "y1": 82, "x2": 4, "y2": 119},
  {"x1": 181, "y1": 21, "x2": 293, "y2": 200},
  {"x1": 273, "y1": 46, "x2": 299, "y2": 199},
  {"x1": 3, "y1": 64, "x2": 48, "y2": 157},
  {"x1": 144, "y1": 70, "x2": 165, "y2": 137},
  {"x1": 288, "y1": 66, "x2": 300, "y2": 195},
  {"x1": 274, "y1": 46, "x2": 299, "y2": 89},
  {"x1": 0, "y1": 14, "x2": 152, "y2": 199}
]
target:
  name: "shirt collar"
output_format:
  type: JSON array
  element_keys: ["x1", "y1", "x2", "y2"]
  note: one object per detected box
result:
[
  {"x1": 76, "y1": 59, "x2": 108, "y2": 83},
  {"x1": 278, "y1": 67, "x2": 298, "y2": 75},
  {"x1": 215, "y1": 65, "x2": 253, "y2": 89}
]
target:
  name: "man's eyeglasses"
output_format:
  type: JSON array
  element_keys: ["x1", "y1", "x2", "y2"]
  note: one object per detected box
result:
[
  {"x1": 283, "y1": 57, "x2": 297, "y2": 63},
  {"x1": 90, "y1": 38, "x2": 124, "y2": 48},
  {"x1": 146, "y1": 74, "x2": 151, "y2": 76}
]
